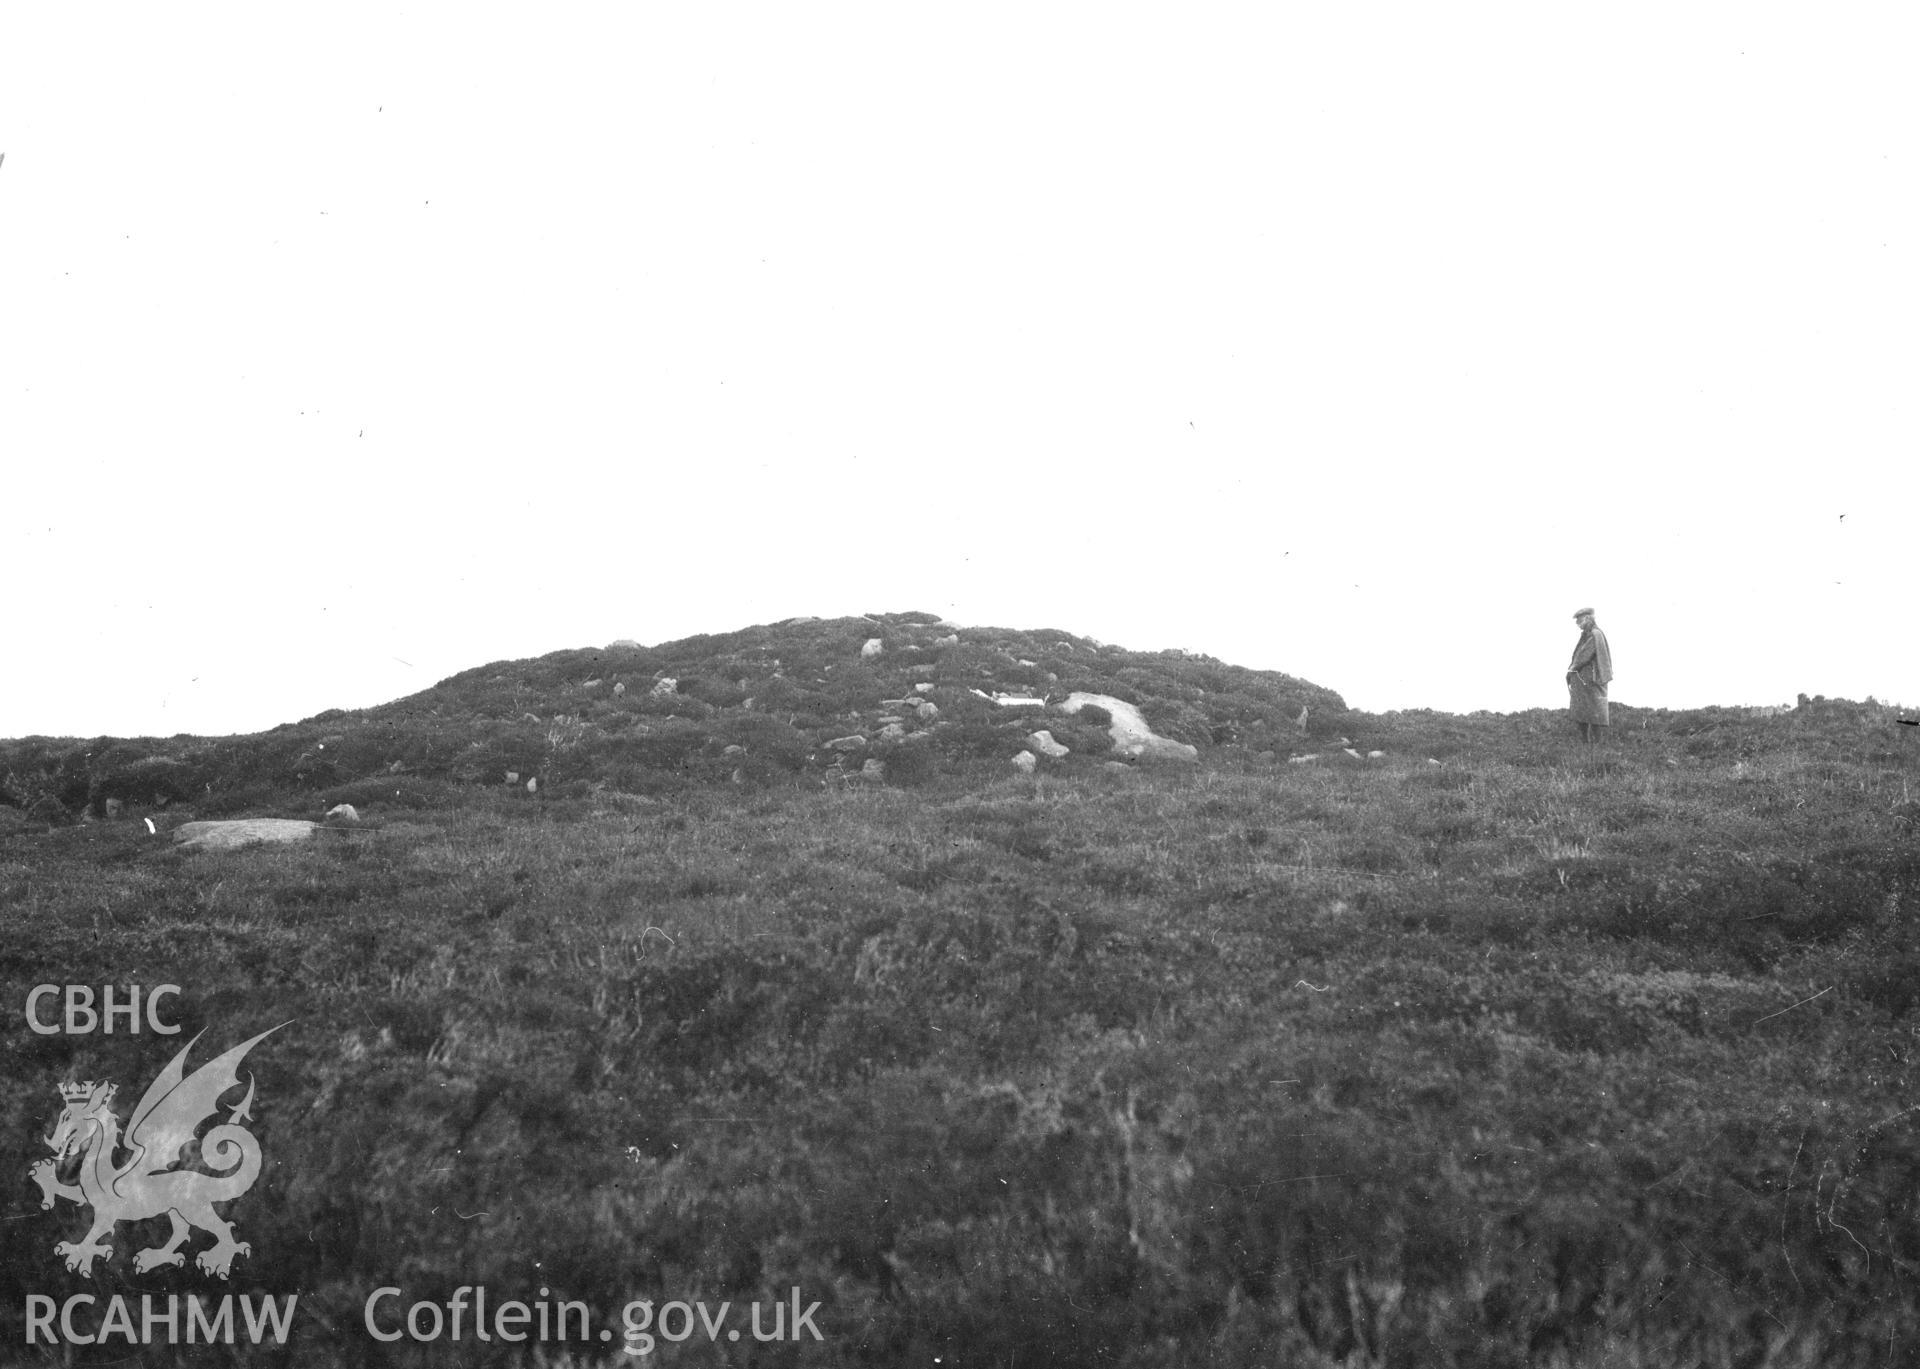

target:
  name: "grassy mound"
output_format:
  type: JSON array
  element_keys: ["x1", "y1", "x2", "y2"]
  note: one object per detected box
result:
[{"x1": 0, "y1": 612, "x2": 1351, "y2": 821}]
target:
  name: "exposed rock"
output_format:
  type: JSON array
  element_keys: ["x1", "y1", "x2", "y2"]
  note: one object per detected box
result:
[
  {"x1": 1289, "y1": 754, "x2": 1320, "y2": 764},
  {"x1": 173, "y1": 819, "x2": 316, "y2": 852},
  {"x1": 582, "y1": 678, "x2": 602, "y2": 688},
  {"x1": 1343, "y1": 748, "x2": 1363, "y2": 760},
  {"x1": 934, "y1": 634, "x2": 959, "y2": 647},
  {"x1": 879, "y1": 723, "x2": 908, "y2": 741},
  {"x1": 1367, "y1": 750, "x2": 1386, "y2": 760},
  {"x1": 1104, "y1": 761, "x2": 1133, "y2": 772},
  {"x1": 974, "y1": 690, "x2": 1049, "y2": 708},
  {"x1": 861, "y1": 638, "x2": 885, "y2": 659},
  {"x1": 613, "y1": 682, "x2": 626, "y2": 697},
  {"x1": 723, "y1": 744, "x2": 747, "y2": 757},
  {"x1": 828, "y1": 735, "x2": 867, "y2": 753},
  {"x1": 505, "y1": 771, "x2": 520, "y2": 784},
  {"x1": 1058, "y1": 692, "x2": 1198, "y2": 764},
  {"x1": 326, "y1": 804, "x2": 360, "y2": 823},
  {"x1": 914, "y1": 682, "x2": 935, "y2": 694},
  {"x1": 104, "y1": 798, "x2": 124, "y2": 818},
  {"x1": 1011, "y1": 751, "x2": 1038, "y2": 774},
  {"x1": 651, "y1": 678, "x2": 677, "y2": 697},
  {"x1": 608, "y1": 639, "x2": 643, "y2": 650},
  {"x1": 861, "y1": 758, "x2": 887, "y2": 781},
  {"x1": 1027, "y1": 730, "x2": 1070, "y2": 759},
  {"x1": 911, "y1": 700, "x2": 940, "y2": 721}
]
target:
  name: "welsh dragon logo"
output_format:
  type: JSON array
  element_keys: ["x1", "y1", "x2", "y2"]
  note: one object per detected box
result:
[{"x1": 29, "y1": 1025, "x2": 284, "y2": 1279}]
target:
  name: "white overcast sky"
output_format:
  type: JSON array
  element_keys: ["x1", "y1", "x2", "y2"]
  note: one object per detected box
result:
[{"x1": 3, "y1": 6, "x2": 1914, "y2": 739}]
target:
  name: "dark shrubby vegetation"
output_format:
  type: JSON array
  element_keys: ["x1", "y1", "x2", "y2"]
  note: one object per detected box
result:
[{"x1": 2, "y1": 619, "x2": 1916, "y2": 1365}]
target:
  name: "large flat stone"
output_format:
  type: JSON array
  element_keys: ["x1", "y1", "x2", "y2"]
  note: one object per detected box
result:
[{"x1": 172, "y1": 819, "x2": 318, "y2": 851}]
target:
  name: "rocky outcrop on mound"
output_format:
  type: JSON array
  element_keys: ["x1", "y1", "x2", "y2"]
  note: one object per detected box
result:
[{"x1": 1059, "y1": 693, "x2": 1198, "y2": 764}]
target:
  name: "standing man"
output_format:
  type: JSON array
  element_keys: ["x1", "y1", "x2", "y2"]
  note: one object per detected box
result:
[{"x1": 1567, "y1": 608, "x2": 1612, "y2": 744}]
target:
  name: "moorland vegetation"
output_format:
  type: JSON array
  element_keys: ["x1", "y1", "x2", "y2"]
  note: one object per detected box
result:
[{"x1": 2, "y1": 612, "x2": 1916, "y2": 1366}]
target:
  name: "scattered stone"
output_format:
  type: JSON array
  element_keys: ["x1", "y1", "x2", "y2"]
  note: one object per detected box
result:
[
  {"x1": 1427, "y1": 759, "x2": 1442, "y2": 766},
  {"x1": 1011, "y1": 751, "x2": 1038, "y2": 774},
  {"x1": 914, "y1": 682, "x2": 935, "y2": 694},
  {"x1": 723, "y1": 744, "x2": 747, "y2": 757},
  {"x1": 1343, "y1": 748, "x2": 1363, "y2": 760},
  {"x1": 829, "y1": 735, "x2": 867, "y2": 753},
  {"x1": 608, "y1": 639, "x2": 643, "y2": 650},
  {"x1": 879, "y1": 723, "x2": 908, "y2": 741},
  {"x1": 173, "y1": 819, "x2": 316, "y2": 852},
  {"x1": 1367, "y1": 750, "x2": 1386, "y2": 760},
  {"x1": 911, "y1": 700, "x2": 940, "y2": 721},
  {"x1": 527, "y1": 777, "x2": 540, "y2": 795},
  {"x1": 651, "y1": 678, "x2": 677, "y2": 697},
  {"x1": 1295, "y1": 707, "x2": 1310, "y2": 733},
  {"x1": 977, "y1": 691, "x2": 1048, "y2": 708},
  {"x1": 103, "y1": 798, "x2": 124, "y2": 818},
  {"x1": 326, "y1": 804, "x2": 360, "y2": 823},
  {"x1": 861, "y1": 758, "x2": 887, "y2": 781},
  {"x1": 521, "y1": 712, "x2": 543, "y2": 723},
  {"x1": 1104, "y1": 761, "x2": 1133, "y2": 772},
  {"x1": 1058, "y1": 692, "x2": 1198, "y2": 764},
  {"x1": 861, "y1": 638, "x2": 885, "y2": 659},
  {"x1": 582, "y1": 678, "x2": 602, "y2": 688},
  {"x1": 934, "y1": 634, "x2": 959, "y2": 647},
  {"x1": 1289, "y1": 754, "x2": 1320, "y2": 764},
  {"x1": 1027, "y1": 730, "x2": 1070, "y2": 758},
  {"x1": 505, "y1": 771, "x2": 520, "y2": 785},
  {"x1": 613, "y1": 682, "x2": 627, "y2": 697}
]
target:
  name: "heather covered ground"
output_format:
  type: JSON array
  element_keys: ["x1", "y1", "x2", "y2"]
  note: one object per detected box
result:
[{"x1": 3, "y1": 616, "x2": 1915, "y2": 1365}]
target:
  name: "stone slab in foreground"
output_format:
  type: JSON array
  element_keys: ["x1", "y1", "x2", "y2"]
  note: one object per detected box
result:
[{"x1": 172, "y1": 819, "x2": 318, "y2": 851}]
